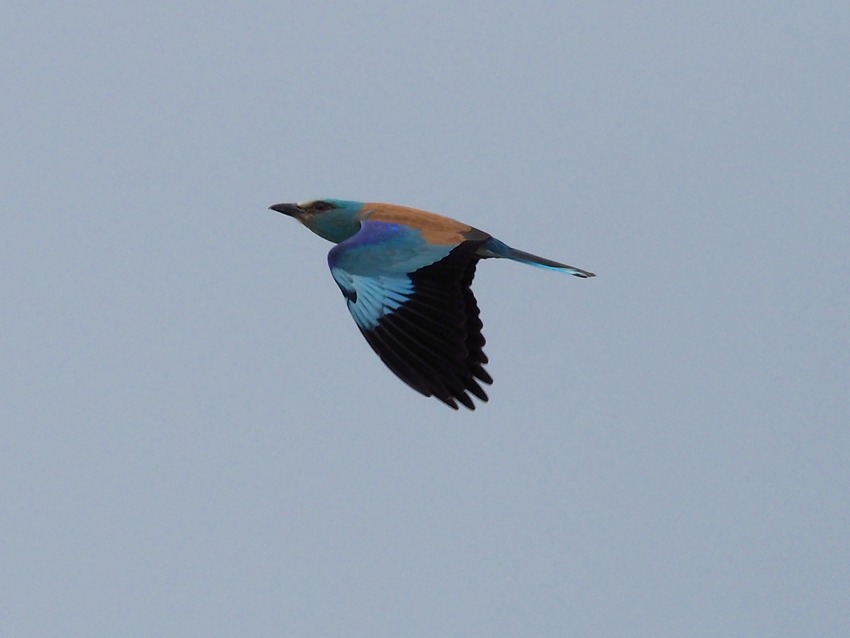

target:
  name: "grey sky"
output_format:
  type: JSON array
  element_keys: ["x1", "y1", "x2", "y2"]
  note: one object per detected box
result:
[{"x1": 3, "y1": 2, "x2": 848, "y2": 636}]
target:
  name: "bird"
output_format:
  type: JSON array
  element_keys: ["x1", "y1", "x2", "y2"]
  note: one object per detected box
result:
[{"x1": 269, "y1": 199, "x2": 594, "y2": 410}]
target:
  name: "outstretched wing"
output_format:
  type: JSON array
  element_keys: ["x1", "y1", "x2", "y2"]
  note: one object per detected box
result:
[{"x1": 328, "y1": 221, "x2": 492, "y2": 410}]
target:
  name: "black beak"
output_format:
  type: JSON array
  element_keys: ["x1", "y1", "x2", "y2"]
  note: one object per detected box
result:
[{"x1": 269, "y1": 203, "x2": 303, "y2": 218}]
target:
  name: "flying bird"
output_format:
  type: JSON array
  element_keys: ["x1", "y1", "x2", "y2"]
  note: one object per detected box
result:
[{"x1": 270, "y1": 199, "x2": 594, "y2": 410}]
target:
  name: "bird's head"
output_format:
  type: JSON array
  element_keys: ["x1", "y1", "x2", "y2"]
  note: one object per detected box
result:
[{"x1": 269, "y1": 199, "x2": 364, "y2": 244}]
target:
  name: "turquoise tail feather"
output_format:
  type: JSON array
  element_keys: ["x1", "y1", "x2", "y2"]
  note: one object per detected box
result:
[{"x1": 479, "y1": 238, "x2": 595, "y2": 278}]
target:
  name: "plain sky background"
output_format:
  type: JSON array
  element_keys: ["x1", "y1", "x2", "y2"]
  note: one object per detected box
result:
[{"x1": 3, "y1": 2, "x2": 848, "y2": 636}]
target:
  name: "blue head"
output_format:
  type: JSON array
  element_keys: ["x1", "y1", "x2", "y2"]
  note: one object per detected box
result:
[{"x1": 269, "y1": 199, "x2": 364, "y2": 244}]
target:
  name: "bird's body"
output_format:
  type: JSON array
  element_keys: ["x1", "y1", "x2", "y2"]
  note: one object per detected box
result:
[{"x1": 270, "y1": 199, "x2": 594, "y2": 410}]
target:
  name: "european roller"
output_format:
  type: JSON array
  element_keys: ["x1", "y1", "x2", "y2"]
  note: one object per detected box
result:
[{"x1": 270, "y1": 199, "x2": 594, "y2": 410}]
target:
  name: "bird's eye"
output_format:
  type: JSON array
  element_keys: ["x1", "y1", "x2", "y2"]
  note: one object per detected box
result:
[{"x1": 310, "y1": 201, "x2": 336, "y2": 212}]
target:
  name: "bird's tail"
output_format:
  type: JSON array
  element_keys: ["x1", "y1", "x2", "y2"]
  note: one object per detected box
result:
[{"x1": 479, "y1": 238, "x2": 595, "y2": 278}]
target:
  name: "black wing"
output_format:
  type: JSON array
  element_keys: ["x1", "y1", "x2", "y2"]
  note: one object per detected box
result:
[{"x1": 357, "y1": 243, "x2": 493, "y2": 410}]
